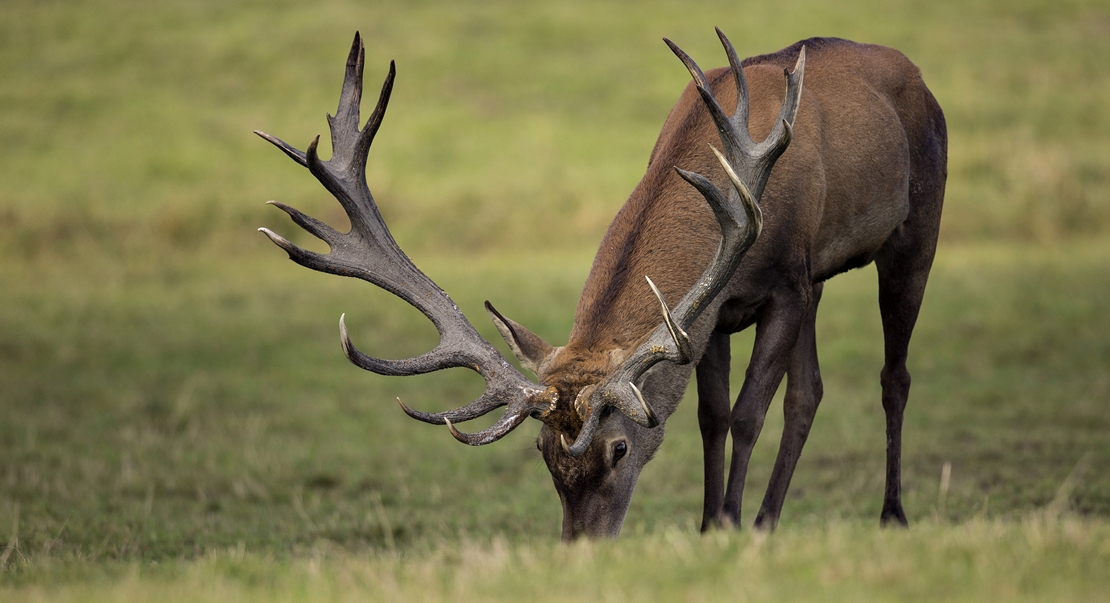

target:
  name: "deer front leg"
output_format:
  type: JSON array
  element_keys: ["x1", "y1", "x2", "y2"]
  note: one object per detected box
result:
[
  {"x1": 722, "y1": 288, "x2": 808, "y2": 527},
  {"x1": 696, "y1": 330, "x2": 732, "y2": 530},
  {"x1": 754, "y1": 282, "x2": 824, "y2": 529}
]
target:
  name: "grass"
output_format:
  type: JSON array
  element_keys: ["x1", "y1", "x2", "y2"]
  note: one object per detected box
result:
[
  {"x1": 1, "y1": 0, "x2": 1109, "y2": 600},
  {"x1": 7, "y1": 517, "x2": 1110, "y2": 602}
]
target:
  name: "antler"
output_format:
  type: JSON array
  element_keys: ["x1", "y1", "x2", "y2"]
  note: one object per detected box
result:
[
  {"x1": 562, "y1": 29, "x2": 805, "y2": 456},
  {"x1": 258, "y1": 33, "x2": 557, "y2": 445}
]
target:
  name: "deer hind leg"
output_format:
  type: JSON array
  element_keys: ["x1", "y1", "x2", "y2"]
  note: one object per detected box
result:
[
  {"x1": 721, "y1": 287, "x2": 809, "y2": 527},
  {"x1": 696, "y1": 330, "x2": 732, "y2": 530},
  {"x1": 874, "y1": 153, "x2": 944, "y2": 527},
  {"x1": 875, "y1": 89, "x2": 946, "y2": 527},
  {"x1": 754, "y1": 281, "x2": 824, "y2": 530},
  {"x1": 875, "y1": 210, "x2": 941, "y2": 527}
]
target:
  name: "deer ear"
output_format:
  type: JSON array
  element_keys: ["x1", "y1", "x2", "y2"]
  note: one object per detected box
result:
[{"x1": 484, "y1": 301, "x2": 556, "y2": 377}]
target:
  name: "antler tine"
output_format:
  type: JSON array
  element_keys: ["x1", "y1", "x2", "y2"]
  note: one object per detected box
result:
[
  {"x1": 259, "y1": 32, "x2": 552, "y2": 445},
  {"x1": 394, "y1": 386, "x2": 554, "y2": 438},
  {"x1": 563, "y1": 32, "x2": 798, "y2": 457},
  {"x1": 565, "y1": 377, "x2": 661, "y2": 457},
  {"x1": 564, "y1": 407, "x2": 602, "y2": 457},
  {"x1": 255, "y1": 130, "x2": 308, "y2": 167},
  {"x1": 645, "y1": 276, "x2": 692, "y2": 363},
  {"x1": 397, "y1": 395, "x2": 505, "y2": 426},
  {"x1": 350, "y1": 58, "x2": 396, "y2": 179},
  {"x1": 326, "y1": 31, "x2": 365, "y2": 165},
  {"x1": 265, "y1": 200, "x2": 342, "y2": 246},
  {"x1": 715, "y1": 27, "x2": 750, "y2": 144},
  {"x1": 663, "y1": 38, "x2": 742, "y2": 162},
  {"x1": 752, "y1": 45, "x2": 805, "y2": 171},
  {"x1": 444, "y1": 406, "x2": 532, "y2": 446}
]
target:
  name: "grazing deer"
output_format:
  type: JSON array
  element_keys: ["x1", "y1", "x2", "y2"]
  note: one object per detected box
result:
[{"x1": 258, "y1": 29, "x2": 946, "y2": 539}]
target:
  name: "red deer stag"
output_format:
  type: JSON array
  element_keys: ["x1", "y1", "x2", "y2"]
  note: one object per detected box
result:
[{"x1": 258, "y1": 30, "x2": 946, "y2": 539}]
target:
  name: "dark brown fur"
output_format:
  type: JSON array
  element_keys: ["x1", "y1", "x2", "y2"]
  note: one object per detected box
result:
[{"x1": 508, "y1": 37, "x2": 946, "y2": 537}]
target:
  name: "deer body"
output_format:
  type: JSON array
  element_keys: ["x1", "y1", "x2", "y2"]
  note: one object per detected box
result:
[
  {"x1": 521, "y1": 38, "x2": 945, "y2": 537},
  {"x1": 260, "y1": 33, "x2": 946, "y2": 540}
]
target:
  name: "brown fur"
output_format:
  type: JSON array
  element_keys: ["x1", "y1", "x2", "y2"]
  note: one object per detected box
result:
[{"x1": 504, "y1": 37, "x2": 946, "y2": 538}]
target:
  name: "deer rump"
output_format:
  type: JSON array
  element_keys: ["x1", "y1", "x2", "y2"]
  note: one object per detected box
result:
[{"x1": 259, "y1": 31, "x2": 947, "y2": 539}]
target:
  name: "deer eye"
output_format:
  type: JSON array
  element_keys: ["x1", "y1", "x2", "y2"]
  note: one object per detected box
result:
[{"x1": 612, "y1": 440, "x2": 628, "y2": 466}]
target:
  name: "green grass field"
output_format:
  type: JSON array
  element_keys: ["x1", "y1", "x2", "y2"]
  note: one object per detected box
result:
[{"x1": 2, "y1": 0, "x2": 1109, "y2": 600}]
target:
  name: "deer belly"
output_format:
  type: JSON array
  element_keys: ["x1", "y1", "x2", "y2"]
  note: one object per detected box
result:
[{"x1": 813, "y1": 190, "x2": 910, "y2": 281}]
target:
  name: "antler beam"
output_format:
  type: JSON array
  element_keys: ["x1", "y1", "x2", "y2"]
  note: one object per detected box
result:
[
  {"x1": 258, "y1": 33, "x2": 556, "y2": 445},
  {"x1": 563, "y1": 29, "x2": 805, "y2": 457}
]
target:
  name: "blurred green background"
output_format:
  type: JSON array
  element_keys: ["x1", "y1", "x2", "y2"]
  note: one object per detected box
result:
[{"x1": 1, "y1": 0, "x2": 1109, "y2": 599}]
